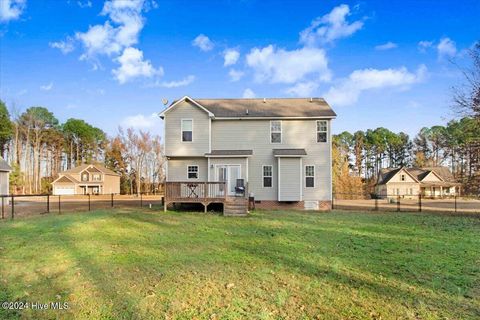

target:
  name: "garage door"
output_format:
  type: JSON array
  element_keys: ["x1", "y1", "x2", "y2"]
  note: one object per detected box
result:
[{"x1": 54, "y1": 186, "x2": 75, "y2": 195}]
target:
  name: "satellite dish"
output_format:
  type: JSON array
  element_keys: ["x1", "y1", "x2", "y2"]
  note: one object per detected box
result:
[{"x1": 162, "y1": 98, "x2": 168, "y2": 106}]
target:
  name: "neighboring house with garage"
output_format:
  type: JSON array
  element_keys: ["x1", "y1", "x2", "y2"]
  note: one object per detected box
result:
[
  {"x1": 160, "y1": 96, "x2": 336, "y2": 213},
  {"x1": 52, "y1": 163, "x2": 120, "y2": 195},
  {"x1": 375, "y1": 166, "x2": 461, "y2": 199},
  {"x1": 0, "y1": 157, "x2": 12, "y2": 195}
]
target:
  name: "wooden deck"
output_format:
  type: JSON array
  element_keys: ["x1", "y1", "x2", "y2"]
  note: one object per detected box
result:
[{"x1": 163, "y1": 182, "x2": 248, "y2": 214}]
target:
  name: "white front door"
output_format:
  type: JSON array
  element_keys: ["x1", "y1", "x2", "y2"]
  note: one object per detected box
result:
[{"x1": 216, "y1": 165, "x2": 241, "y2": 195}]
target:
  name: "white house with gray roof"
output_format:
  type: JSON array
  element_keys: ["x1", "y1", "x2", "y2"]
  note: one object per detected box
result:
[{"x1": 160, "y1": 96, "x2": 336, "y2": 212}]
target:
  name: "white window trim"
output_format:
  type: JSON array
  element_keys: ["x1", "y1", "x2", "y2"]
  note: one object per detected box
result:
[
  {"x1": 262, "y1": 165, "x2": 273, "y2": 188},
  {"x1": 181, "y1": 118, "x2": 193, "y2": 143},
  {"x1": 187, "y1": 165, "x2": 199, "y2": 180},
  {"x1": 270, "y1": 120, "x2": 282, "y2": 144},
  {"x1": 305, "y1": 165, "x2": 315, "y2": 188},
  {"x1": 316, "y1": 120, "x2": 328, "y2": 143}
]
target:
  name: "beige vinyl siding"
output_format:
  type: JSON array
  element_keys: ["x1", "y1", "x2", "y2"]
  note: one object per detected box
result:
[
  {"x1": 164, "y1": 100, "x2": 210, "y2": 157},
  {"x1": 208, "y1": 158, "x2": 247, "y2": 182},
  {"x1": 421, "y1": 171, "x2": 442, "y2": 182},
  {"x1": 386, "y1": 183, "x2": 420, "y2": 197},
  {"x1": 103, "y1": 175, "x2": 120, "y2": 194},
  {"x1": 167, "y1": 158, "x2": 208, "y2": 181},
  {"x1": 388, "y1": 169, "x2": 417, "y2": 183},
  {"x1": 211, "y1": 119, "x2": 331, "y2": 201},
  {"x1": 0, "y1": 172, "x2": 9, "y2": 195},
  {"x1": 278, "y1": 158, "x2": 301, "y2": 201}
]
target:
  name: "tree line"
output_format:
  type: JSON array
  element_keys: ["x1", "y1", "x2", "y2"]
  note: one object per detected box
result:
[
  {"x1": 0, "y1": 102, "x2": 164, "y2": 195},
  {"x1": 333, "y1": 43, "x2": 480, "y2": 195}
]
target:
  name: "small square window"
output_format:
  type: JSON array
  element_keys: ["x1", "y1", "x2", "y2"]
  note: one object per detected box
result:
[{"x1": 187, "y1": 166, "x2": 198, "y2": 179}]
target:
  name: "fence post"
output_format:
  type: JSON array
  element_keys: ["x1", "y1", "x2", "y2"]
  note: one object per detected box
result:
[
  {"x1": 11, "y1": 195, "x2": 14, "y2": 219},
  {"x1": 397, "y1": 195, "x2": 400, "y2": 212},
  {"x1": 454, "y1": 195, "x2": 457, "y2": 213},
  {"x1": 88, "y1": 194, "x2": 91, "y2": 211},
  {"x1": 374, "y1": 197, "x2": 378, "y2": 211},
  {"x1": 418, "y1": 193, "x2": 422, "y2": 212},
  {"x1": 58, "y1": 195, "x2": 61, "y2": 214},
  {"x1": 111, "y1": 193, "x2": 114, "y2": 207},
  {"x1": 47, "y1": 194, "x2": 50, "y2": 213},
  {"x1": 331, "y1": 193, "x2": 334, "y2": 210},
  {"x1": 1, "y1": 196, "x2": 4, "y2": 219},
  {"x1": 140, "y1": 193, "x2": 143, "y2": 207}
]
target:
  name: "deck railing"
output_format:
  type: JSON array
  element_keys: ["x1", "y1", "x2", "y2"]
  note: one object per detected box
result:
[{"x1": 164, "y1": 182, "x2": 227, "y2": 201}]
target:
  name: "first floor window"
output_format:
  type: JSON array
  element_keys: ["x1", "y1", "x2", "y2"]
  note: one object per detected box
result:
[
  {"x1": 263, "y1": 165, "x2": 272, "y2": 187},
  {"x1": 270, "y1": 121, "x2": 282, "y2": 143},
  {"x1": 316, "y1": 120, "x2": 327, "y2": 143},
  {"x1": 181, "y1": 119, "x2": 193, "y2": 142},
  {"x1": 188, "y1": 165, "x2": 198, "y2": 179},
  {"x1": 305, "y1": 165, "x2": 315, "y2": 188}
]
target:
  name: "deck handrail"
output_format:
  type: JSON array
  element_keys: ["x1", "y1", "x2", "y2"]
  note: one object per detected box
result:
[{"x1": 164, "y1": 181, "x2": 228, "y2": 200}]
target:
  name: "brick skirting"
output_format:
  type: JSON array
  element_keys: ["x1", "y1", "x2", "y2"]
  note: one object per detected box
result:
[{"x1": 253, "y1": 200, "x2": 332, "y2": 211}]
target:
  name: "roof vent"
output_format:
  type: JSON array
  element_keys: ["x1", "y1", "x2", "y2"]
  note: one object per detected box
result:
[
  {"x1": 263, "y1": 98, "x2": 266, "y2": 103},
  {"x1": 246, "y1": 109, "x2": 249, "y2": 115}
]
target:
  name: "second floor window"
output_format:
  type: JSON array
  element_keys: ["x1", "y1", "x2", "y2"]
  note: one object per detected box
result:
[
  {"x1": 317, "y1": 120, "x2": 327, "y2": 143},
  {"x1": 263, "y1": 165, "x2": 272, "y2": 187},
  {"x1": 182, "y1": 119, "x2": 193, "y2": 142},
  {"x1": 81, "y1": 173, "x2": 88, "y2": 181},
  {"x1": 270, "y1": 121, "x2": 282, "y2": 143},
  {"x1": 92, "y1": 174, "x2": 101, "y2": 181}
]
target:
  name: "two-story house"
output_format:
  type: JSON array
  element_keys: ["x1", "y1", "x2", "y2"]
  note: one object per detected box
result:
[
  {"x1": 160, "y1": 96, "x2": 336, "y2": 212},
  {"x1": 52, "y1": 163, "x2": 120, "y2": 195}
]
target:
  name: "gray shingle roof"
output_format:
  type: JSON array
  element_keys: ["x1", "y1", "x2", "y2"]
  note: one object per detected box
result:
[
  {"x1": 377, "y1": 166, "x2": 457, "y2": 184},
  {"x1": 273, "y1": 149, "x2": 307, "y2": 156},
  {"x1": 61, "y1": 164, "x2": 120, "y2": 176},
  {"x1": 192, "y1": 98, "x2": 336, "y2": 118},
  {"x1": 0, "y1": 157, "x2": 12, "y2": 172},
  {"x1": 205, "y1": 150, "x2": 253, "y2": 156}
]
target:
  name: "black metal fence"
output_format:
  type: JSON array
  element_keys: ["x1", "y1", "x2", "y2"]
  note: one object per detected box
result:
[
  {"x1": 332, "y1": 193, "x2": 480, "y2": 215},
  {"x1": 0, "y1": 193, "x2": 165, "y2": 220}
]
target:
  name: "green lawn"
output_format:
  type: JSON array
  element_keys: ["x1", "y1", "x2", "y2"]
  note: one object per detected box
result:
[{"x1": 0, "y1": 209, "x2": 479, "y2": 319}]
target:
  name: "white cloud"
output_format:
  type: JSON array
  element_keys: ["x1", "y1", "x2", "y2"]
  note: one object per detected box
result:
[
  {"x1": 158, "y1": 75, "x2": 195, "y2": 88},
  {"x1": 49, "y1": 37, "x2": 75, "y2": 54},
  {"x1": 40, "y1": 82, "x2": 53, "y2": 91},
  {"x1": 228, "y1": 69, "x2": 244, "y2": 82},
  {"x1": 418, "y1": 40, "x2": 433, "y2": 52},
  {"x1": 223, "y1": 48, "x2": 240, "y2": 66},
  {"x1": 73, "y1": 0, "x2": 147, "y2": 60},
  {"x1": 122, "y1": 112, "x2": 159, "y2": 129},
  {"x1": 77, "y1": 1, "x2": 92, "y2": 8},
  {"x1": 242, "y1": 88, "x2": 256, "y2": 98},
  {"x1": 286, "y1": 81, "x2": 319, "y2": 97},
  {"x1": 375, "y1": 42, "x2": 397, "y2": 50},
  {"x1": 192, "y1": 34, "x2": 214, "y2": 52},
  {"x1": 113, "y1": 47, "x2": 163, "y2": 84},
  {"x1": 246, "y1": 45, "x2": 330, "y2": 84},
  {"x1": 437, "y1": 37, "x2": 457, "y2": 60},
  {"x1": 0, "y1": 0, "x2": 25, "y2": 22},
  {"x1": 324, "y1": 65, "x2": 427, "y2": 107},
  {"x1": 299, "y1": 4, "x2": 363, "y2": 46}
]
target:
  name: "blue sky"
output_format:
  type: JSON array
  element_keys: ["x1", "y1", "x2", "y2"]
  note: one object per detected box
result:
[{"x1": 0, "y1": 0, "x2": 479, "y2": 138}]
